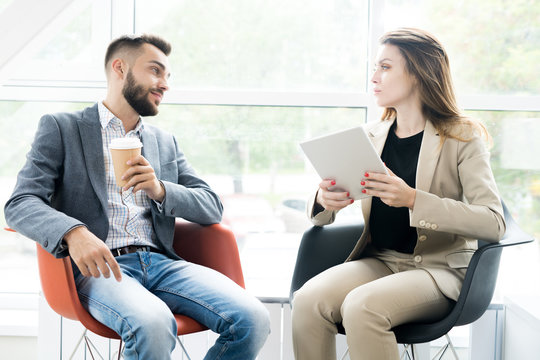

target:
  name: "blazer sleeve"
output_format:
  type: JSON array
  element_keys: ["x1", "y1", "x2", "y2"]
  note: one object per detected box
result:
[
  {"x1": 4, "y1": 115, "x2": 85, "y2": 257},
  {"x1": 410, "y1": 136, "x2": 506, "y2": 242},
  {"x1": 159, "y1": 135, "x2": 223, "y2": 225}
]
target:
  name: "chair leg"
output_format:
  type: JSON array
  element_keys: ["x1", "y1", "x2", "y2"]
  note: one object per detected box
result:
[
  {"x1": 68, "y1": 328, "x2": 111, "y2": 360},
  {"x1": 339, "y1": 348, "x2": 349, "y2": 360},
  {"x1": 69, "y1": 328, "x2": 88, "y2": 360},
  {"x1": 115, "y1": 340, "x2": 124, "y2": 360},
  {"x1": 400, "y1": 344, "x2": 414, "y2": 360},
  {"x1": 445, "y1": 334, "x2": 459, "y2": 360},
  {"x1": 176, "y1": 336, "x2": 193, "y2": 360}
]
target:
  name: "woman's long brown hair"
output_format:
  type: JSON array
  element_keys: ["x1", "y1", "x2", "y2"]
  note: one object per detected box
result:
[{"x1": 379, "y1": 28, "x2": 489, "y2": 143}]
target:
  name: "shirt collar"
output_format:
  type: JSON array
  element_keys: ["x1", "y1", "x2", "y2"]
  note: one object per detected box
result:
[{"x1": 98, "y1": 101, "x2": 144, "y2": 135}]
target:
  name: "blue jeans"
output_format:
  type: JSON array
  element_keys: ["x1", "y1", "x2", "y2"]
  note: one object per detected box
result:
[{"x1": 73, "y1": 251, "x2": 270, "y2": 360}]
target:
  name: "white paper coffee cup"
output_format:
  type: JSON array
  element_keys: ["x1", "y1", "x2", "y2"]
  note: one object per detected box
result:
[{"x1": 110, "y1": 138, "x2": 143, "y2": 187}]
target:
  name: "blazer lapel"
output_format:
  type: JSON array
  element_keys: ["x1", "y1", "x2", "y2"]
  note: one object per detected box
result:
[
  {"x1": 78, "y1": 104, "x2": 107, "y2": 210},
  {"x1": 361, "y1": 119, "x2": 395, "y2": 224},
  {"x1": 415, "y1": 120, "x2": 442, "y2": 192},
  {"x1": 141, "y1": 127, "x2": 161, "y2": 178}
]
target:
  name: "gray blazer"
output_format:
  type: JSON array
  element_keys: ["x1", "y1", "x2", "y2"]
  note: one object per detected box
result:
[
  {"x1": 307, "y1": 119, "x2": 506, "y2": 301},
  {"x1": 5, "y1": 103, "x2": 223, "y2": 259}
]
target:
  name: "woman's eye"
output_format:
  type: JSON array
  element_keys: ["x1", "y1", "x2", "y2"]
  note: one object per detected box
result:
[{"x1": 381, "y1": 65, "x2": 390, "y2": 70}]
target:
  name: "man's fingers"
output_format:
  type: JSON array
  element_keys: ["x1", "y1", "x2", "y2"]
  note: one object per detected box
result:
[
  {"x1": 105, "y1": 254, "x2": 123, "y2": 282},
  {"x1": 127, "y1": 154, "x2": 149, "y2": 166},
  {"x1": 76, "y1": 262, "x2": 91, "y2": 278},
  {"x1": 86, "y1": 262, "x2": 101, "y2": 278},
  {"x1": 95, "y1": 257, "x2": 112, "y2": 279}
]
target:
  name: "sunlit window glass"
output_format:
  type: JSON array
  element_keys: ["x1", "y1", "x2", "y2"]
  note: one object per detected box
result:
[
  {"x1": 135, "y1": 0, "x2": 370, "y2": 91},
  {"x1": 384, "y1": 0, "x2": 540, "y2": 96}
]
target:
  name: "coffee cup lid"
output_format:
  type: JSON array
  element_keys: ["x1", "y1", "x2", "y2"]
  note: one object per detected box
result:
[{"x1": 110, "y1": 138, "x2": 143, "y2": 149}]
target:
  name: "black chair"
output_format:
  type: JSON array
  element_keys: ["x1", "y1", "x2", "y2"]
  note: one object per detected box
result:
[{"x1": 289, "y1": 201, "x2": 535, "y2": 359}]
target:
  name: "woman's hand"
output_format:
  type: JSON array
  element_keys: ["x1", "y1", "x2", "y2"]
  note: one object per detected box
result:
[
  {"x1": 362, "y1": 168, "x2": 416, "y2": 209},
  {"x1": 316, "y1": 179, "x2": 354, "y2": 211}
]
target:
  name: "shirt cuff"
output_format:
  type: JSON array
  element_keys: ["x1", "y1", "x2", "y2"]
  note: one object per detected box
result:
[{"x1": 153, "y1": 181, "x2": 166, "y2": 213}]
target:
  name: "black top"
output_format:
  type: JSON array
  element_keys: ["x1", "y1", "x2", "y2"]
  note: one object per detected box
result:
[{"x1": 369, "y1": 122, "x2": 423, "y2": 254}]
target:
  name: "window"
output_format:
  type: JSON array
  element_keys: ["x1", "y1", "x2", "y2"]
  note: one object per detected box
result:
[
  {"x1": 384, "y1": 0, "x2": 540, "y2": 95},
  {"x1": 1, "y1": 0, "x2": 538, "y2": 309},
  {"x1": 152, "y1": 104, "x2": 366, "y2": 295},
  {"x1": 0, "y1": 102, "x2": 91, "y2": 294},
  {"x1": 135, "y1": 0, "x2": 370, "y2": 91}
]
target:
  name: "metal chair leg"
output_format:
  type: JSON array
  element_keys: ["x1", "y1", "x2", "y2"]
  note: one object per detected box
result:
[
  {"x1": 445, "y1": 334, "x2": 459, "y2": 360},
  {"x1": 400, "y1": 344, "x2": 414, "y2": 360},
  {"x1": 68, "y1": 327, "x2": 112, "y2": 360},
  {"x1": 69, "y1": 328, "x2": 88, "y2": 360},
  {"x1": 339, "y1": 347, "x2": 349, "y2": 360},
  {"x1": 176, "y1": 336, "x2": 193, "y2": 360}
]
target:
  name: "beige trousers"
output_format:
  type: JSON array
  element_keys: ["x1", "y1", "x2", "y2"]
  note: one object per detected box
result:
[{"x1": 291, "y1": 249, "x2": 453, "y2": 360}]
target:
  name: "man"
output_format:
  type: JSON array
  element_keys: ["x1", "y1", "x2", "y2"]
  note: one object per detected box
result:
[{"x1": 5, "y1": 34, "x2": 270, "y2": 359}]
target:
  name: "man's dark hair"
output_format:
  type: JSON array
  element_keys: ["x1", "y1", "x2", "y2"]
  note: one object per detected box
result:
[{"x1": 104, "y1": 34, "x2": 171, "y2": 68}]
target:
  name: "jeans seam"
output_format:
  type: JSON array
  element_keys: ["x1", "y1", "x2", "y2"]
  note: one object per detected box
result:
[
  {"x1": 78, "y1": 292, "x2": 139, "y2": 359},
  {"x1": 155, "y1": 287, "x2": 236, "y2": 325}
]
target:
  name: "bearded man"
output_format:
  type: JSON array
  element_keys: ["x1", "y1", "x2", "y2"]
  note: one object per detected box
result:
[{"x1": 5, "y1": 34, "x2": 270, "y2": 360}]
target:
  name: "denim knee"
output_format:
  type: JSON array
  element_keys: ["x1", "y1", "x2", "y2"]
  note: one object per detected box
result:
[{"x1": 122, "y1": 304, "x2": 177, "y2": 359}]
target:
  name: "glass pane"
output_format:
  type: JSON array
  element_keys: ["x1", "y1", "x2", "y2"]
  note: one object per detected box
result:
[
  {"x1": 467, "y1": 111, "x2": 540, "y2": 299},
  {"x1": 152, "y1": 105, "x2": 366, "y2": 296},
  {"x1": 384, "y1": 0, "x2": 540, "y2": 95},
  {"x1": 135, "y1": 0, "x2": 369, "y2": 91},
  {"x1": 0, "y1": 0, "x2": 14, "y2": 13},
  {"x1": 0, "y1": 101, "x2": 92, "y2": 293},
  {"x1": 7, "y1": 2, "x2": 110, "y2": 83}
]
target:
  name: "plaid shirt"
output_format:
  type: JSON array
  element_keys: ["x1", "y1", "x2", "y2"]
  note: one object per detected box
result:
[{"x1": 98, "y1": 102, "x2": 156, "y2": 250}]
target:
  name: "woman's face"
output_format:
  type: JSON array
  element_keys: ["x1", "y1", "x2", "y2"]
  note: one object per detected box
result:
[{"x1": 371, "y1": 44, "x2": 419, "y2": 109}]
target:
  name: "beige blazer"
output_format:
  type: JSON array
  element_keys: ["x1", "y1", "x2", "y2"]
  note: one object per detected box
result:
[{"x1": 307, "y1": 119, "x2": 506, "y2": 301}]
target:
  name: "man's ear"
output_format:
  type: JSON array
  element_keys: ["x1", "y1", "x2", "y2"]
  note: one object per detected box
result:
[{"x1": 110, "y1": 58, "x2": 126, "y2": 79}]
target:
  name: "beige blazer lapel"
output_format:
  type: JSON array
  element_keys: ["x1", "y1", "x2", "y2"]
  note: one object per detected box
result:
[
  {"x1": 360, "y1": 120, "x2": 395, "y2": 222},
  {"x1": 415, "y1": 121, "x2": 442, "y2": 193}
]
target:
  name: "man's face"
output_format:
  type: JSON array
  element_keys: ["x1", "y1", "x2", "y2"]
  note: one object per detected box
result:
[{"x1": 122, "y1": 44, "x2": 170, "y2": 116}]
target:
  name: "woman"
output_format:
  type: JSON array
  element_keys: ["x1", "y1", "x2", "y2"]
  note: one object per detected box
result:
[{"x1": 291, "y1": 28, "x2": 506, "y2": 360}]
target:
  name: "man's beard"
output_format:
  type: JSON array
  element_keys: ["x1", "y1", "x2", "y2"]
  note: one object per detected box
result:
[{"x1": 122, "y1": 70, "x2": 161, "y2": 117}]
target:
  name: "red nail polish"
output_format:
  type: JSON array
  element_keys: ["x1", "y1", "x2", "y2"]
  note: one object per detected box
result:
[
  {"x1": 364, "y1": 172, "x2": 369, "y2": 177},
  {"x1": 331, "y1": 180, "x2": 336, "y2": 185},
  {"x1": 350, "y1": 199, "x2": 354, "y2": 204},
  {"x1": 362, "y1": 189, "x2": 366, "y2": 194},
  {"x1": 361, "y1": 181, "x2": 365, "y2": 186},
  {"x1": 346, "y1": 192, "x2": 350, "y2": 197}
]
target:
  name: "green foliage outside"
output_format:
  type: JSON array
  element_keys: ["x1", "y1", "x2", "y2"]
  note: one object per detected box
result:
[{"x1": 1, "y1": 0, "x2": 538, "y2": 239}]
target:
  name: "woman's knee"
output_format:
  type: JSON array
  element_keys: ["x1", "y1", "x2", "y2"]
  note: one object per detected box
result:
[
  {"x1": 341, "y1": 289, "x2": 389, "y2": 330},
  {"x1": 291, "y1": 277, "x2": 331, "y2": 313}
]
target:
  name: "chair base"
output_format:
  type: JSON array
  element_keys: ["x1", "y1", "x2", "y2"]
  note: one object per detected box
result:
[
  {"x1": 400, "y1": 334, "x2": 459, "y2": 360},
  {"x1": 69, "y1": 327, "x2": 193, "y2": 360}
]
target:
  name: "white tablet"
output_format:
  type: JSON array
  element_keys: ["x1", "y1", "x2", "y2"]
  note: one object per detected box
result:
[{"x1": 300, "y1": 126, "x2": 388, "y2": 200}]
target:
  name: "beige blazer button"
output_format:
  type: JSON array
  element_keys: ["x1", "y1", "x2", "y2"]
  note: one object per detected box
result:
[
  {"x1": 414, "y1": 255, "x2": 422, "y2": 263},
  {"x1": 418, "y1": 235, "x2": 427, "y2": 241},
  {"x1": 425, "y1": 222, "x2": 431, "y2": 228},
  {"x1": 419, "y1": 220, "x2": 426, "y2": 227},
  {"x1": 431, "y1": 223, "x2": 438, "y2": 230}
]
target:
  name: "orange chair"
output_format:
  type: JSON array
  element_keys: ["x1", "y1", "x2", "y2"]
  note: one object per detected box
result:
[{"x1": 35, "y1": 221, "x2": 244, "y2": 360}]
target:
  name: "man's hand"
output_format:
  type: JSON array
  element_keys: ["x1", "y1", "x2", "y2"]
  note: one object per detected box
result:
[
  {"x1": 64, "y1": 227, "x2": 122, "y2": 282},
  {"x1": 362, "y1": 168, "x2": 416, "y2": 209},
  {"x1": 316, "y1": 179, "x2": 354, "y2": 211},
  {"x1": 122, "y1": 155, "x2": 165, "y2": 201}
]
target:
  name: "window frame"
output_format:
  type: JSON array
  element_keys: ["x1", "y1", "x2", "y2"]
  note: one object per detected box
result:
[{"x1": 0, "y1": 0, "x2": 538, "y2": 336}]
